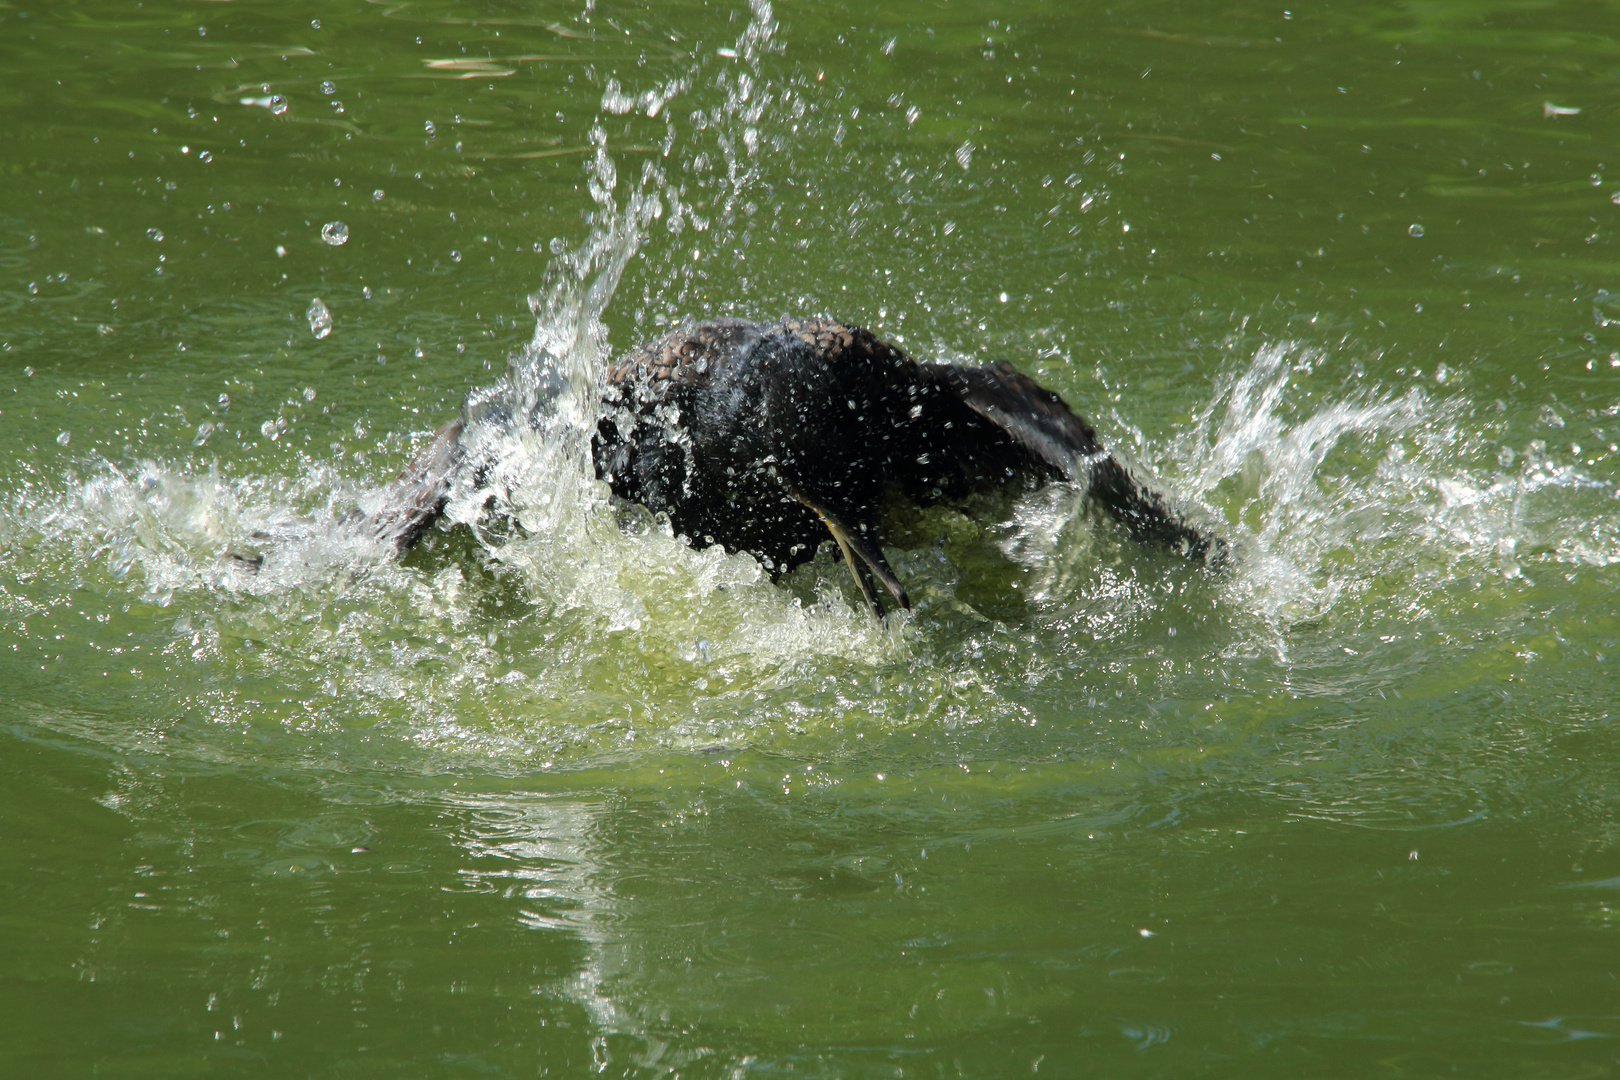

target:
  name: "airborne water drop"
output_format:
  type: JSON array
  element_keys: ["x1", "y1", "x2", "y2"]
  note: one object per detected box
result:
[{"x1": 307, "y1": 298, "x2": 333, "y2": 339}]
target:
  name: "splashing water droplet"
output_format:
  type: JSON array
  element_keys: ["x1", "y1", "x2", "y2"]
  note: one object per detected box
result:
[
  {"x1": 955, "y1": 141, "x2": 973, "y2": 170},
  {"x1": 320, "y1": 80, "x2": 336, "y2": 95},
  {"x1": 269, "y1": 94, "x2": 288, "y2": 116},
  {"x1": 56, "y1": 431, "x2": 71, "y2": 446},
  {"x1": 372, "y1": 189, "x2": 384, "y2": 201},
  {"x1": 450, "y1": 250, "x2": 462, "y2": 263},
  {"x1": 320, "y1": 221, "x2": 349, "y2": 246},
  {"x1": 1408, "y1": 223, "x2": 1425, "y2": 237},
  {"x1": 147, "y1": 228, "x2": 164, "y2": 242},
  {"x1": 306, "y1": 298, "x2": 332, "y2": 339},
  {"x1": 424, "y1": 120, "x2": 436, "y2": 136},
  {"x1": 198, "y1": 150, "x2": 212, "y2": 163}
]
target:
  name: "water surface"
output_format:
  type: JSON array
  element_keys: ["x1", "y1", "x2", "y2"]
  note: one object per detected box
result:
[{"x1": 3, "y1": 1, "x2": 1619, "y2": 1076}]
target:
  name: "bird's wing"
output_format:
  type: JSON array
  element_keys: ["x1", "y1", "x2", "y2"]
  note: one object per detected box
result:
[{"x1": 927, "y1": 361, "x2": 1222, "y2": 562}]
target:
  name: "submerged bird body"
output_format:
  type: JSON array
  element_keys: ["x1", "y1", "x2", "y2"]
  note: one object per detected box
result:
[{"x1": 366, "y1": 316, "x2": 1219, "y2": 612}]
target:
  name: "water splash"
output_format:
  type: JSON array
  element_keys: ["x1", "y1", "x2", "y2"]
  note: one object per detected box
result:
[
  {"x1": 986, "y1": 336, "x2": 1618, "y2": 669},
  {"x1": 7, "y1": 457, "x2": 389, "y2": 609},
  {"x1": 413, "y1": 0, "x2": 875, "y2": 666},
  {"x1": 7, "y1": 0, "x2": 1616, "y2": 782},
  {"x1": 0, "y1": 0, "x2": 921, "y2": 762},
  {"x1": 1168, "y1": 339, "x2": 1616, "y2": 637}
]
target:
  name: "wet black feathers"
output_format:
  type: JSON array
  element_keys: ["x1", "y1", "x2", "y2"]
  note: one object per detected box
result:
[
  {"x1": 590, "y1": 316, "x2": 1219, "y2": 579},
  {"x1": 366, "y1": 316, "x2": 1221, "y2": 603}
]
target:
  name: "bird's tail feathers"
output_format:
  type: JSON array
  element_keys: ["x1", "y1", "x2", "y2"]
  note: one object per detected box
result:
[{"x1": 343, "y1": 418, "x2": 467, "y2": 553}]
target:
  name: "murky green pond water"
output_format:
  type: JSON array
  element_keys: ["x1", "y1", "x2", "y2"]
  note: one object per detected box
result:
[{"x1": 4, "y1": 0, "x2": 1620, "y2": 1075}]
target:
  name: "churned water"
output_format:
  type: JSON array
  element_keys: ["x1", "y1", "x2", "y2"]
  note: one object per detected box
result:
[{"x1": 2, "y1": 1, "x2": 1619, "y2": 1076}]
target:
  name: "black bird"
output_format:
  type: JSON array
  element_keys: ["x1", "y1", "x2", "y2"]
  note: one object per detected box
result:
[{"x1": 358, "y1": 316, "x2": 1220, "y2": 614}]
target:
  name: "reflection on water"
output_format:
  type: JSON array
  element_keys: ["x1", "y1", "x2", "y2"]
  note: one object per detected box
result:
[{"x1": 448, "y1": 793, "x2": 631, "y2": 1062}]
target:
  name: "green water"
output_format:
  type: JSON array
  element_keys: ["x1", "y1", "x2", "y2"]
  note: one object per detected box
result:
[{"x1": 4, "y1": 0, "x2": 1620, "y2": 1075}]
